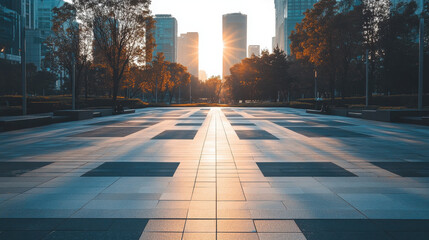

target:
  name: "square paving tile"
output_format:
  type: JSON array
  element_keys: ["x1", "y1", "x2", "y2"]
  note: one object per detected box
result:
[
  {"x1": 230, "y1": 123, "x2": 256, "y2": 126},
  {"x1": 225, "y1": 114, "x2": 243, "y2": 118},
  {"x1": 152, "y1": 130, "x2": 198, "y2": 140},
  {"x1": 217, "y1": 220, "x2": 256, "y2": 232},
  {"x1": 235, "y1": 130, "x2": 278, "y2": 140},
  {"x1": 89, "y1": 120, "x2": 124, "y2": 125},
  {"x1": 254, "y1": 220, "x2": 301, "y2": 233},
  {"x1": 256, "y1": 162, "x2": 357, "y2": 177},
  {"x1": 176, "y1": 123, "x2": 203, "y2": 126},
  {"x1": 71, "y1": 127, "x2": 145, "y2": 137},
  {"x1": 144, "y1": 219, "x2": 185, "y2": 232},
  {"x1": 371, "y1": 162, "x2": 429, "y2": 177},
  {"x1": 81, "y1": 162, "x2": 180, "y2": 177},
  {"x1": 286, "y1": 127, "x2": 370, "y2": 138},
  {"x1": 0, "y1": 162, "x2": 53, "y2": 177}
]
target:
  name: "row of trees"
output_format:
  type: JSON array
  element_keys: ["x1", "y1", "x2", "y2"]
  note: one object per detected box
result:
[{"x1": 227, "y1": 0, "x2": 428, "y2": 103}]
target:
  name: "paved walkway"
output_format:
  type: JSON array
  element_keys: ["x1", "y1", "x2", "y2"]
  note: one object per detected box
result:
[{"x1": 0, "y1": 107, "x2": 429, "y2": 240}]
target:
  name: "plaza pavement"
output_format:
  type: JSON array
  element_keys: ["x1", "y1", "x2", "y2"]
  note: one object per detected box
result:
[{"x1": 0, "y1": 107, "x2": 429, "y2": 240}]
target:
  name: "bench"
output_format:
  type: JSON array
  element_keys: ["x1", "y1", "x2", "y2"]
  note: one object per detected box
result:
[
  {"x1": 348, "y1": 112, "x2": 363, "y2": 118},
  {"x1": 0, "y1": 115, "x2": 52, "y2": 131}
]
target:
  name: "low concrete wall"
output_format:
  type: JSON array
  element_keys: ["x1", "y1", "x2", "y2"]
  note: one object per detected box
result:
[
  {"x1": 329, "y1": 108, "x2": 348, "y2": 117},
  {"x1": 54, "y1": 110, "x2": 94, "y2": 121},
  {"x1": 0, "y1": 115, "x2": 52, "y2": 131},
  {"x1": 362, "y1": 110, "x2": 429, "y2": 122},
  {"x1": 93, "y1": 109, "x2": 113, "y2": 117}
]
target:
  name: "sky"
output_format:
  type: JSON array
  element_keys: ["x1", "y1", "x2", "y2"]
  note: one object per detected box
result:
[{"x1": 151, "y1": 0, "x2": 275, "y2": 78}]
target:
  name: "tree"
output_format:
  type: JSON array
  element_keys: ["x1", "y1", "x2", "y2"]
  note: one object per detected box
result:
[
  {"x1": 71, "y1": 0, "x2": 153, "y2": 110},
  {"x1": 290, "y1": 0, "x2": 338, "y2": 102},
  {"x1": 46, "y1": 3, "x2": 92, "y2": 101},
  {"x1": 379, "y1": 1, "x2": 420, "y2": 94},
  {"x1": 166, "y1": 62, "x2": 191, "y2": 103},
  {"x1": 150, "y1": 53, "x2": 170, "y2": 103},
  {"x1": 204, "y1": 76, "x2": 223, "y2": 103}
]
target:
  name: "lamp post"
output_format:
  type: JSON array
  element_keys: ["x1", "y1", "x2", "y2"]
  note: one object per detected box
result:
[
  {"x1": 418, "y1": 0, "x2": 424, "y2": 111},
  {"x1": 366, "y1": 49, "x2": 369, "y2": 108},
  {"x1": 314, "y1": 70, "x2": 318, "y2": 101},
  {"x1": 71, "y1": 53, "x2": 76, "y2": 110},
  {"x1": 21, "y1": 12, "x2": 27, "y2": 115}
]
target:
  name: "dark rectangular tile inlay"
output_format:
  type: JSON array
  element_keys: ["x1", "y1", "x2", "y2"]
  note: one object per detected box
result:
[
  {"x1": 371, "y1": 162, "x2": 429, "y2": 177},
  {"x1": 256, "y1": 162, "x2": 357, "y2": 177},
  {"x1": 152, "y1": 130, "x2": 198, "y2": 139},
  {"x1": 0, "y1": 162, "x2": 52, "y2": 177},
  {"x1": 82, "y1": 162, "x2": 180, "y2": 177},
  {"x1": 286, "y1": 127, "x2": 369, "y2": 138},
  {"x1": 0, "y1": 218, "x2": 149, "y2": 240},
  {"x1": 295, "y1": 219, "x2": 429, "y2": 240},
  {"x1": 71, "y1": 127, "x2": 145, "y2": 137},
  {"x1": 235, "y1": 130, "x2": 278, "y2": 140}
]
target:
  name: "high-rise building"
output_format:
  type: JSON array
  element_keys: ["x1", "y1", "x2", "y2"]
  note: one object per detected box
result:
[
  {"x1": 248, "y1": 45, "x2": 260, "y2": 57},
  {"x1": 0, "y1": 0, "x2": 42, "y2": 68},
  {"x1": 153, "y1": 14, "x2": 177, "y2": 62},
  {"x1": 391, "y1": 0, "x2": 423, "y2": 12},
  {"x1": 222, "y1": 13, "x2": 247, "y2": 78},
  {"x1": 37, "y1": 0, "x2": 64, "y2": 59},
  {"x1": 0, "y1": 3, "x2": 21, "y2": 62},
  {"x1": 177, "y1": 32, "x2": 199, "y2": 77},
  {"x1": 273, "y1": 0, "x2": 318, "y2": 55},
  {"x1": 199, "y1": 70, "x2": 207, "y2": 81}
]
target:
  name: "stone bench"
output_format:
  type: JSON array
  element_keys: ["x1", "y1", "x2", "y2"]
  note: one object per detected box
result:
[
  {"x1": 54, "y1": 110, "x2": 94, "y2": 121},
  {"x1": 0, "y1": 115, "x2": 52, "y2": 131}
]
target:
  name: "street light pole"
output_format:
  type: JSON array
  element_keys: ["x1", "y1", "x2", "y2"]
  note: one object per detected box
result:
[
  {"x1": 418, "y1": 4, "x2": 424, "y2": 111},
  {"x1": 314, "y1": 70, "x2": 318, "y2": 100},
  {"x1": 190, "y1": 82, "x2": 192, "y2": 103},
  {"x1": 21, "y1": 13, "x2": 27, "y2": 115},
  {"x1": 71, "y1": 53, "x2": 76, "y2": 110},
  {"x1": 366, "y1": 49, "x2": 369, "y2": 108},
  {"x1": 155, "y1": 78, "x2": 158, "y2": 103}
]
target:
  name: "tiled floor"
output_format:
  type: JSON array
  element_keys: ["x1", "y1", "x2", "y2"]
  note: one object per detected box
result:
[{"x1": 1, "y1": 107, "x2": 429, "y2": 239}]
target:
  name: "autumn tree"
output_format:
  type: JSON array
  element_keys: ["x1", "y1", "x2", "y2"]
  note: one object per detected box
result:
[
  {"x1": 166, "y1": 62, "x2": 191, "y2": 103},
  {"x1": 203, "y1": 76, "x2": 223, "y2": 103}
]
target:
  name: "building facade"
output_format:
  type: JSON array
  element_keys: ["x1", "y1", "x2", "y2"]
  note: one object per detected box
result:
[
  {"x1": 248, "y1": 45, "x2": 260, "y2": 57},
  {"x1": 37, "y1": 0, "x2": 64, "y2": 60},
  {"x1": 0, "y1": 0, "x2": 43, "y2": 68},
  {"x1": 0, "y1": 3, "x2": 21, "y2": 62},
  {"x1": 273, "y1": 0, "x2": 318, "y2": 55},
  {"x1": 222, "y1": 13, "x2": 247, "y2": 78},
  {"x1": 177, "y1": 32, "x2": 199, "y2": 77},
  {"x1": 153, "y1": 14, "x2": 177, "y2": 63}
]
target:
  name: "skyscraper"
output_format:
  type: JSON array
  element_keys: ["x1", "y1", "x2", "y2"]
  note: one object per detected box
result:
[
  {"x1": 222, "y1": 13, "x2": 247, "y2": 78},
  {"x1": 248, "y1": 45, "x2": 260, "y2": 57},
  {"x1": 177, "y1": 32, "x2": 199, "y2": 77},
  {"x1": 153, "y1": 14, "x2": 177, "y2": 62},
  {"x1": 0, "y1": 2, "x2": 21, "y2": 62},
  {"x1": 273, "y1": 0, "x2": 318, "y2": 55},
  {"x1": 37, "y1": 0, "x2": 64, "y2": 59}
]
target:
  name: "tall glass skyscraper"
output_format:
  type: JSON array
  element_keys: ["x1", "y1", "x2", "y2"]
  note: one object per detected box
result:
[
  {"x1": 153, "y1": 14, "x2": 178, "y2": 63},
  {"x1": 274, "y1": 0, "x2": 318, "y2": 55},
  {"x1": 177, "y1": 32, "x2": 199, "y2": 77},
  {"x1": 222, "y1": 12, "x2": 247, "y2": 78},
  {"x1": 37, "y1": 0, "x2": 64, "y2": 59}
]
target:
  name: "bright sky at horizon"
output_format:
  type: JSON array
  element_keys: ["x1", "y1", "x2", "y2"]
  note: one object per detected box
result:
[{"x1": 151, "y1": 0, "x2": 275, "y2": 78}]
